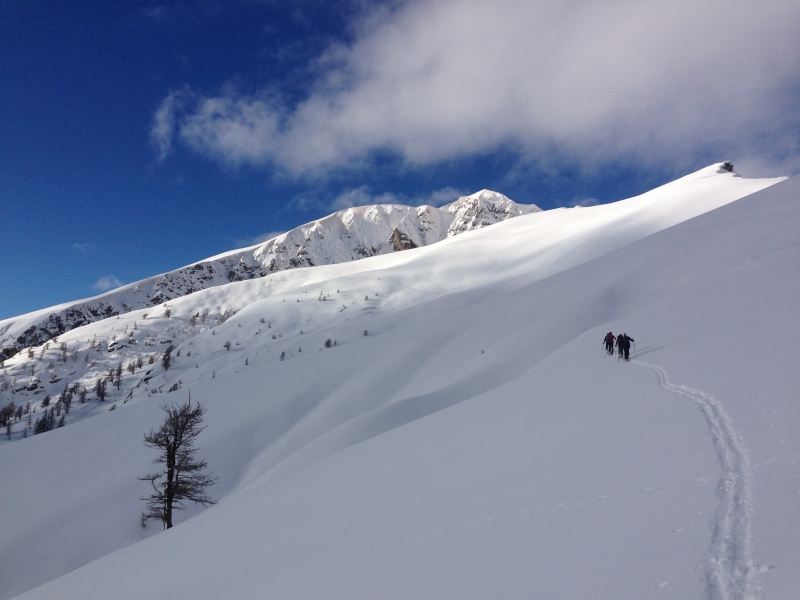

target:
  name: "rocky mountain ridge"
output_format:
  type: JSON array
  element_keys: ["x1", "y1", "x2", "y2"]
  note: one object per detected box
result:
[{"x1": 0, "y1": 190, "x2": 539, "y2": 357}]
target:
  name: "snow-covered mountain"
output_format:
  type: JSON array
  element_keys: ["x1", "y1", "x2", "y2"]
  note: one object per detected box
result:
[
  {"x1": 252, "y1": 188, "x2": 540, "y2": 270},
  {"x1": 2, "y1": 164, "x2": 799, "y2": 600},
  {"x1": 0, "y1": 190, "x2": 538, "y2": 357},
  {"x1": 0, "y1": 165, "x2": 781, "y2": 433}
]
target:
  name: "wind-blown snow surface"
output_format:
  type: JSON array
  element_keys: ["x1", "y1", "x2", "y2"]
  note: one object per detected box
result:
[{"x1": 2, "y1": 166, "x2": 799, "y2": 599}]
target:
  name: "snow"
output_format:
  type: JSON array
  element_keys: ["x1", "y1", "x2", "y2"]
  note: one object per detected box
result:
[
  {"x1": 1, "y1": 165, "x2": 798, "y2": 599},
  {"x1": 0, "y1": 189, "x2": 537, "y2": 357}
]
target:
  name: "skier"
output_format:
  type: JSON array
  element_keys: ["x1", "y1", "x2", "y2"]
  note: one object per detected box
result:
[
  {"x1": 617, "y1": 333, "x2": 634, "y2": 361},
  {"x1": 603, "y1": 332, "x2": 615, "y2": 354}
]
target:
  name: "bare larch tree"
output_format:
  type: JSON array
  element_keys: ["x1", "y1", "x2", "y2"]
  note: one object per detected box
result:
[{"x1": 138, "y1": 398, "x2": 216, "y2": 529}]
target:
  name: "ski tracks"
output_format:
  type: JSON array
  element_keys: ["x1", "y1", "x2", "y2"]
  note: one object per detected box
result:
[{"x1": 633, "y1": 360, "x2": 761, "y2": 600}]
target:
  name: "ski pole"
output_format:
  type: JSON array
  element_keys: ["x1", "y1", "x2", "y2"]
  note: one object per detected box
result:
[{"x1": 633, "y1": 341, "x2": 637, "y2": 357}]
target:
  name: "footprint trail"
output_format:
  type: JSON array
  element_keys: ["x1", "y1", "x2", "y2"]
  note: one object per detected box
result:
[{"x1": 633, "y1": 360, "x2": 760, "y2": 600}]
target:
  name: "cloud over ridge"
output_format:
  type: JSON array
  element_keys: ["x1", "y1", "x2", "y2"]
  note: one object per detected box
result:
[
  {"x1": 92, "y1": 276, "x2": 123, "y2": 292},
  {"x1": 153, "y1": 0, "x2": 800, "y2": 175}
]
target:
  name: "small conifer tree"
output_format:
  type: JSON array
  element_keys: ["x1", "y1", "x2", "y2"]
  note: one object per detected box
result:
[
  {"x1": 95, "y1": 378, "x2": 107, "y2": 401},
  {"x1": 162, "y1": 346, "x2": 175, "y2": 370}
]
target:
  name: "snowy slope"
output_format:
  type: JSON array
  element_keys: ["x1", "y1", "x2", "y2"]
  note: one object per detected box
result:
[
  {"x1": 0, "y1": 164, "x2": 781, "y2": 428},
  {"x1": 1, "y1": 166, "x2": 797, "y2": 600},
  {"x1": 0, "y1": 190, "x2": 538, "y2": 357}
]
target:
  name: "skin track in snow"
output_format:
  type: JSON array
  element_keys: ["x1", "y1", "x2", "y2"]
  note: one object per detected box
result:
[{"x1": 633, "y1": 361, "x2": 759, "y2": 600}]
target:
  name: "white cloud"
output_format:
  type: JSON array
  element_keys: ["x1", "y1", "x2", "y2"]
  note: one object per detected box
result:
[
  {"x1": 92, "y1": 276, "x2": 123, "y2": 292},
  {"x1": 177, "y1": 92, "x2": 282, "y2": 166},
  {"x1": 330, "y1": 186, "x2": 398, "y2": 210},
  {"x1": 415, "y1": 187, "x2": 463, "y2": 207},
  {"x1": 329, "y1": 185, "x2": 465, "y2": 211},
  {"x1": 154, "y1": 0, "x2": 800, "y2": 175},
  {"x1": 150, "y1": 88, "x2": 192, "y2": 160},
  {"x1": 70, "y1": 243, "x2": 95, "y2": 252},
  {"x1": 286, "y1": 193, "x2": 329, "y2": 213},
  {"x1": 234, "y1": 231, "x2": 286, "y2": 247},
  {"x1": 569, "y1": 197, "x2": 600, "y2": 208}
]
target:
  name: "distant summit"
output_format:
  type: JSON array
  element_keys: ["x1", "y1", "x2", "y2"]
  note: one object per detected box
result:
[
  {"x1": 1, "y1": 191, "x2": 539, "y2": 356},
  {"x1": 253, "y1": 190, "x2": 540, "y2": 272},
  {"x1": 445, "y1": 190, "x2": 540, "y2": 236}
]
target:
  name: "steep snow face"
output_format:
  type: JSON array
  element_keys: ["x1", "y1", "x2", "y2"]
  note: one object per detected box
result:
[
  {"x1": 2, "y1": 172, "x2": 799, "y2": 600},
  {"x1": 0, "y1": 191, "x2": 538, "y2": 358}
]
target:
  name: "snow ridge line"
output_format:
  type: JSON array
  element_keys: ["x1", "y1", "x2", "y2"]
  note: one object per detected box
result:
[{"x1": 632, "y1": 361, "x2": 760, "y2": 600}]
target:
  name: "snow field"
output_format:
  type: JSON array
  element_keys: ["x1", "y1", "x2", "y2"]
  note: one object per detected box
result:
[{"x1": 1, "y1": 167, "x2": 797, "y2": 599}]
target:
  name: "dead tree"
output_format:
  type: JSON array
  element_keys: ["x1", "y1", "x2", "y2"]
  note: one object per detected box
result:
[{"x1": 138, "y1": 398, "x2": 216, "y2": 529}]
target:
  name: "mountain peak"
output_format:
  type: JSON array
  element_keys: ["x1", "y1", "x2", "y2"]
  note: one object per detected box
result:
[
  {"x1": 444, "y1": 189, "x2": 541, "y2": 236},
  {"x1": 0, "y1": 190, "x2": 539, "y2": 357}
]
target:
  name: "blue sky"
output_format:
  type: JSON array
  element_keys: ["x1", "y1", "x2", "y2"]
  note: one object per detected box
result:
[{"x1": 2, "y1": 1, "x2": 799, "y2": 320}]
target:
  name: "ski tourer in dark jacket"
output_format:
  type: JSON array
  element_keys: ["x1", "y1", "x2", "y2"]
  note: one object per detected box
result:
[{"x1": 618, "y1": 334, "x2": 634, "y2": 360}]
